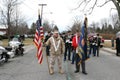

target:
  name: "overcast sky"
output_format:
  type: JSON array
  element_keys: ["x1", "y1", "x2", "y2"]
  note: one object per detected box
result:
[{"x1": 20, "y1": 0, "x2": 117, "y2": 32}]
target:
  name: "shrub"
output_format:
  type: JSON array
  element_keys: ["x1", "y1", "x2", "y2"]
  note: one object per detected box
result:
[
  {"x1": 100, "y1": 33, "x2": 115, "y2": 40},
  {"x1": 0, "y1": 35, "x2": 8, "y2": 40}
]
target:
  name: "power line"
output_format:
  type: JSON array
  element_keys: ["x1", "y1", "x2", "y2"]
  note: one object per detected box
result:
[{"x1": 22, "y1": 1, "x2": 35, "y2": 11}]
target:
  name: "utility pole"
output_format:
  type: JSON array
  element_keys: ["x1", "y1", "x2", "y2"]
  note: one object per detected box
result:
[{"x1": 38, "y1": 4, "x2": 47, "y2": 25}]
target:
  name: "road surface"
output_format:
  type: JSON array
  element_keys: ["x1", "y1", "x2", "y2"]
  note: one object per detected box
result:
[{"x1": 0, "y1": 45, "x2": 120, "y2": 80}]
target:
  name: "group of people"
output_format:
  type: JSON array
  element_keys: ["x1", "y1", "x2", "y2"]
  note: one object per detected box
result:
[
  {"x1": 60, "y1": 30, "x2": 87, "y2": 74},
  {"x1": 88, "y1": 33, "x2": 101, "y2": 57},
  {"x1": 44, "y1": 17, "x2": 90, "y2": 75}
]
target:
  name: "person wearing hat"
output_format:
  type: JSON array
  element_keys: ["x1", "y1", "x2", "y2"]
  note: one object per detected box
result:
[
  {"x1": 73, "y1": 30, "x2": 87, "y2": 75},
  {"x1": 88, "y1": 35, "x2": 94, "y2": 57},
  {"x1": 64, "y1": 30, "x2": 72, "y2": 61},
  {"x1": 45, "y1": 29, "x2": 65, "y2": 75},
  {"x1": 74, "y1": 17, "x2": 88, "y2": 75},
  {"x1": 44, "y1": 31, "x2": 51, "y2": 56},
  {"x1": 95, "y1": 33, "x2": 101, "y2": 57}
]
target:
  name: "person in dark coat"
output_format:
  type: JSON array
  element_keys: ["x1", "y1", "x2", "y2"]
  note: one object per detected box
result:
[
  {"x1": 116, "y1": 36, "x2": 120, "y2": 56},
  {"x1": 64, "y1": 31, "x2": 72, "y2": 61},
  {"x1": 88, "y1": 36, "x2": 94, "y2": 57},
  {"x1": 74, "y1": 17, "x2": 88, "y2": 75},
  {"x1": 111, "y1": 37, "x2": 114, "y2": 49},
  {"x1": 61, "y1": 32, "x2": 66, "y2": 43},
  {"x1": 95, "y1": 33, "x2": 101, "y2": 57},
  {"x1": 92, "y1": 36, "x2": 97, "y2": 56},
  {"x1": 44, "y1": 31, "x2": 51, "y2": 56}
]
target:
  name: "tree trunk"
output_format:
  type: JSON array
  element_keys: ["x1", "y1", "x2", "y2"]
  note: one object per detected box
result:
[
  {"x1": 7, "y1": 8, "x2": 11, "y2": 41},
  {"x1": 112, "y1": 0, "x2": 120, "y2": 20}
]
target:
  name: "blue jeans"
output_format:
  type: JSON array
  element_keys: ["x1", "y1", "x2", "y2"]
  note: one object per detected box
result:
[
  {"x1": 93, "y1": 45, "x2": 96, "y2": 56},
  {"x1": 71, "y1": 50, "x2": 76, "y2": 64},
  {"x1": 89, "y1": 45, "x2": 93, "y2": 57},
  {"x1": 64, "y1": 43, "x2": 71, "y2": 61}
]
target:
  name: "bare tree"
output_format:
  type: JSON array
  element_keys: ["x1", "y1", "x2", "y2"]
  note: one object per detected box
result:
[
  {"x1": 111, "y1": 14, "x2": 120, "y2": 33},
  {"x1": 89, "y1": 21, "x2": 100, "y2": 33},
  {"x1": 74, "y1": 0, "x2": 120, "y2": 20},
  {"x1": 43, "y1": 20, "x2": 52, "y2": 32},
  {"x1": 70, "y1": 16, "x2": 82, "y2": 33},
  {"x1": 100, "y1": 18, "x2": 109, "y2": 33},
  {"x1": 29, "y1": 22, "x2": 36, "y2": 35},
  {"x1": 0, "y1": 0, "x2": 22, "y2": 39},
  {"x1": 17, "y1": 22, "x2": 29, "y2": 35}
]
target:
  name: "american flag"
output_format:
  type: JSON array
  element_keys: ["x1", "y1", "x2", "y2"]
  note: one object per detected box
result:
[{"x1": 34, "y1": 14, "x2": 43, "y2": 64}]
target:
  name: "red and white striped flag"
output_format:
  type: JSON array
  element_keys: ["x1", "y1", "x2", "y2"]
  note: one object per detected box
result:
[{"x1": 34, "y1": 14, "x2": 43, "y2": 64}]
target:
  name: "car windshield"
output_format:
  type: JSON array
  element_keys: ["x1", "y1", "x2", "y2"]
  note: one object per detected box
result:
[{"x1": 12, "y1": 38, "x2": 19, "y2": 41}]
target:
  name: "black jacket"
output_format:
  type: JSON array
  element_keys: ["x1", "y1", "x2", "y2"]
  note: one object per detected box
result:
[{"x1": 116, "y1": 38, "x2": 120, "y2": 49}]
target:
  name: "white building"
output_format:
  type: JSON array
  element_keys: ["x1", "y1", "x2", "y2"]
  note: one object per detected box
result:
[{"x1": 0, "y1": 25, "x2": 7, "y2": 35}]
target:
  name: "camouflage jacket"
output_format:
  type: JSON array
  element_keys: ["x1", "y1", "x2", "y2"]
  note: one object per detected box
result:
[{"x1": 45, "y1": 36, "x2": 65, "y2": 55}]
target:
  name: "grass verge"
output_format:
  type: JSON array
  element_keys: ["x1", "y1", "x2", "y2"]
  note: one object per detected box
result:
[{"x1": 0, "y1": 38, "x2": 34, "y2": 47}]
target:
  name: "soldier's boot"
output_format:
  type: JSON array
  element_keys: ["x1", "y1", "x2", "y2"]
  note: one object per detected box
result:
[
  {"x1": 49, "y1": 67, "x2": 54, "y2": 75},
  {"x1": 74, "y1": 64, "x2": 80, "y2": 73},
  {"x1": 59, "y1": 67, "x2": 64, "y2": 74}
]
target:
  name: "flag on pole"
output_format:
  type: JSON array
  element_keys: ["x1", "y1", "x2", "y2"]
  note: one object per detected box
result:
[
  {"x1": 33, "y1": 10, "x2": 43, "y2": 64},
  {"x1": 78, "y1": 17, "x2": 89, "y2": 64},
  {"x1": 77, "y1": 24, "x2": 86, "y2": 64}
]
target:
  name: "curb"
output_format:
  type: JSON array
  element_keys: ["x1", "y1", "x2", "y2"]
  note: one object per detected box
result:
[{"x1": 101, "y1": 48, "x2": 116, "y2": 54}]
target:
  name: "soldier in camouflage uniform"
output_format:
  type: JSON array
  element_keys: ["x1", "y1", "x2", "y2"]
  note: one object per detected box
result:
[{"x1": 45, "y1": 30, "x2": 65, "y2": 75}]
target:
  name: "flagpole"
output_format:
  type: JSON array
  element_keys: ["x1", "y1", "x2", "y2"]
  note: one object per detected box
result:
[
  {"x1": 38, "y1": 3, "x2": 50, "y2": 74},
  {"x1": 38, "y1": 7, "x2": 50, "y2": 74},
  {"x1": 38, "y1": 4, "x2": 47, "y2": 25},
  {"x1": 84, "y1": 15, "x2": 89, "y2": 59},
  {"x1": 38, "y1": 9, "x2": 40, "y2": 19}
]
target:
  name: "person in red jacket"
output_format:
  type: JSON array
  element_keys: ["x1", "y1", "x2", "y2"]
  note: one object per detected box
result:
[{"x1": 71, "y1": 30, "x2": 81, "y2": 64}]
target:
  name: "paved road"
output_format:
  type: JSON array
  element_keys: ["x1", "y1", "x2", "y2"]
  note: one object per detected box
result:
[{"x1": 0, "y1": 46, "x2": 120, "y2": 80}]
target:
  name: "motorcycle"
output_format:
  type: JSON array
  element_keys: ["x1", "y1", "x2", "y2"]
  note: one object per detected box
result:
[
  {"x1": 0, "y1": 46, "x2": 10, "y2": 64},
  {"x1": 5, "y1": 46, "x2": 15, "y2": 58},
  {"x1": 15, "y1": 44, "x2": 24, "y2": 56},
  {"x1": 8, "y1": 38, "x2": 24, "y2": 56}
]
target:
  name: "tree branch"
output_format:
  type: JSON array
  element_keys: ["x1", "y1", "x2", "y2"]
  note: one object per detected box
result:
[
  {"x1": 110, "y1": 8, "x2": 116, "y2": 13},
  {"x1": 97, "y1": 0, "x2": 112, "y2": 7},
  {"x1": 73, "y1": 0, "x2": 85, "y2": 10},
  {"x1": 88, "y1": 0, "x2": 97, "y2": 15},
  {"x1": 82, "y1": 0, "x2": 92, "y2": 12}
]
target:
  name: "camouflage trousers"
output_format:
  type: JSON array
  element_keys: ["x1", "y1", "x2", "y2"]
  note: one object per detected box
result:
[{"x1": 49, "y1": 54, "x2": 62, "y2": 69}]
